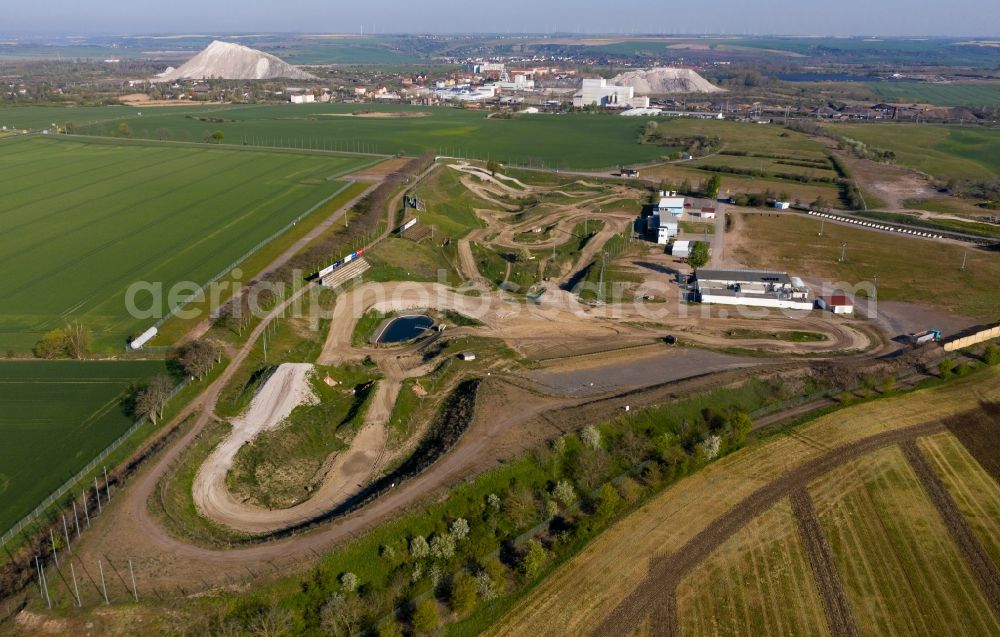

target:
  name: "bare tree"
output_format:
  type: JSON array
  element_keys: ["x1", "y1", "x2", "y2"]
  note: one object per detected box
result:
[
  {"x1": 64, "y1": 322, "x2": 92, "y2": 359},
  {"x1": 320, "y1": 594, "x2": 363, "y2": 637},
  {"x1": 135, "y1": 375, "x2": 173, "y2": 423},
  {"x1": 248, "y1": 603, "x2": 294, "y2": 637}
]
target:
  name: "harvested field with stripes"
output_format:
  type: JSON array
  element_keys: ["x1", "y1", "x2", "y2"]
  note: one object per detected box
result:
[
  {"x1": 676, "y1": 498, "x2": 831, "y2": 636},
  {"x1": 488, "y1": 367, "x2": 1000, "y2": 637},
  {"x1": 920, "y1": 430, "x2": 1000, "y2": 568},
  {"x1": 812, "y1": 445, "x2": 999, "y2": 636}
]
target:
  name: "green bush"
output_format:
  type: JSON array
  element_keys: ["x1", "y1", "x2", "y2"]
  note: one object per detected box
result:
[
  {"x1": 412, "y1": 599, "x2": 439, "y2": 635},
  {"x1": 983, "y1": 343, "x2": 999, "y2": 366},
  {"x1": 449, "y1": 571, "x2": 478, "y2": 615},
  {"x1": 518, "y1": 539, "x2": 547, "y2": 579},
  {"x1": 938, "y1": 358, "x2": 956, "y2": 379},
  {"x1": 377, "y1": 620, "x2": 403, "y2": 637}
]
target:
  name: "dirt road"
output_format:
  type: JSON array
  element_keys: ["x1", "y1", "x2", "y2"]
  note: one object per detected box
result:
[
  {"x1": 791, "y1": 489, "x2": 859, "y2": 637},
  {"x1": 902, "y1": 440, "x2": 1000, "y2": 617}
]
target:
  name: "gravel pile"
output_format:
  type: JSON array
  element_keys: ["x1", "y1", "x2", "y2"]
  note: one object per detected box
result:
[
  {"x1": 155, "y1": 40, "x2": 316, "y2": 81},
  {"x1": 612, "y1": 67, "x2": 724, "y2": 95}
]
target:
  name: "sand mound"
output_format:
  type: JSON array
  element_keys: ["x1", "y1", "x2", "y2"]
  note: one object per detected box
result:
[
  {"x1": 155, "y1": 40, "x2": 316, "y2": 82},
  {"x1": 612, "y1": 67, "x2": 724, "y2": 95}
]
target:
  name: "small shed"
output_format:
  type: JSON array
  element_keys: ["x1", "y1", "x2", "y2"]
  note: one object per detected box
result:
[
  {"x1": 817, "y1": 295, "x2": 854, "y2": 315},
  {"x1": 773, "y1": 201, "x2": 791, "y2": 210},
  {"x1": 672, "y1": 240, "x2": 691, "y2": 258},
  {"x1": 458, "y1": 352, "x2": 477, "y2": 361}
]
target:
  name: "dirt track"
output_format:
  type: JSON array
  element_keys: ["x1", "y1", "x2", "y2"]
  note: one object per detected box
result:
[
  {"x1": 318, "y1": 281, "x2": 873, "y2": 366},
  {"x1": 902, "y1": 440, "x2": 1000, "y2": 617},
  {"x1": 189, "y1": 268, "x2": 873, "y2": 533},
  {"x1": 790, "y1": 489, "x2": 859, "y2": 637},
  {"x1": 450, "y1": 161, "x2": 641, "y2": 288},
  {"x1": 590, "y1": 420, "x2": 947, "y2": 637},
  {"x1": 191, "y1": 363, "x2": 330, "y2": 534}
]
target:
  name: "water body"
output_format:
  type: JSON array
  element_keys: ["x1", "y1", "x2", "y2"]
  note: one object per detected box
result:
[
  {"x1": 776, "y1": 73, "x2": 919, "y2": 83},
  {"x1": 376, "y1": 315, "x2": 434, "y2": 344}
]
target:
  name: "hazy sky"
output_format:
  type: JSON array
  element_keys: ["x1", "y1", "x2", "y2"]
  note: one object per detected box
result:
[{"x1": 6, "y1": 0, "x2": 999, "y2": 37}]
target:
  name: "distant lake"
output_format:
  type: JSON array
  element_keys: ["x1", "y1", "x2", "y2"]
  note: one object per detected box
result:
[{"x1": 776, "y1": 73, "x2": 919, "y2": 83}]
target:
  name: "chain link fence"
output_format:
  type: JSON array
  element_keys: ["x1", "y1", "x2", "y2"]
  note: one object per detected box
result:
[
  {"x1": 0, "y1": 378, "x2": 189, "y2": 549},
  {"x1": 148, "y1": 182, "x2": 354, "y2": 333}
]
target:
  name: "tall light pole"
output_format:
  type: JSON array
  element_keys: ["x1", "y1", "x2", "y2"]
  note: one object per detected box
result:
[
  {"x1": 598, "y1": 251, "x2": 608, "y2": 300},
  {"x1": 839, "y1": 242, "x2": 847, "y2": 263}
]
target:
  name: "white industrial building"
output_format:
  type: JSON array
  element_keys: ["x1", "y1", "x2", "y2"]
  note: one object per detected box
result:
[
  {"x1": 434, "y1": 84, "x2": 497, "y2": 102},
  {"x1": 695, "y1": 269, "x2": 813, "y2": 310},
  {"x1": 620, "y1": 107, "x2": 664, "y2": 117},
  {"x1": 573, "y1": 78, "x2": 649, "y2": 109},
  {"x1": 620, "y1": 108, "x2": 724, "y2": 119},
  {"x1": 656, "y1": 192, "x2": 685, "y2": 217},
  {"x1": 495, "y1": 74, "x2": 535, "y2": 91},
  {"x1": 672, "y1": 240, "x2": 691, "y2": 258},
  {"x1": 658, "y1": 219, "x2": 678, "y2": 244},
  {"x1": 646, "y1": 215, "x2": 678, "y2": 245},
  {"x1": 289, "y1": 93, "x2": 315, "y2": 104}
]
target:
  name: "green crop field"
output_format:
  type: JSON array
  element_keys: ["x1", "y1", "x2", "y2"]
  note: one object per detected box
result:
[
  {"x1": 0, "y1": 136, "x2": 364, "y2": 351},
  {"x1": 829, "y1": 123, "x2": 1000, "y2": 182},
  {"x1": 64, "y1": 103, "x2": 698, "y2": 169},
  {"x1": 0, "y1": 359, "x2": 166, "y2": 534},
  {"x1": 0, "y1": 105, "x2": 160, "y2": 131},
  {"x1": 2, "y1": 104, "x2": 838, "y2": 171},
  {"x1": 869, "y1": 82, "x2": 1000, "y2": 107},
  {"x1": 60, "y1": 103, "x2": 842, "y2": 170}
]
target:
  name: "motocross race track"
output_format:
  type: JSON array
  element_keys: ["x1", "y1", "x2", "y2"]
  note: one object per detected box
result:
[
  {"x1": 62, "y1": 161, "x2": 881, "y2": 594},
  {"x1": 65, "y1": 275, "x2": 876, "y2": 591}
]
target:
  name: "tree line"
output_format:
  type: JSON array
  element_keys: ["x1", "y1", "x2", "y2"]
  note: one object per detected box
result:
[{"x1": 127, "y1": 339, "x2": 221, "y2": 424}]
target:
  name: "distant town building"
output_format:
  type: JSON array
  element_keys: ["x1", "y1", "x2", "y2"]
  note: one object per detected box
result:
[
  {"x1": 573, "y1": 78, "x2": 649, "y2": 109},
  {"x1": 495, "y1": 74, "x2": 535, "y2": 91}
]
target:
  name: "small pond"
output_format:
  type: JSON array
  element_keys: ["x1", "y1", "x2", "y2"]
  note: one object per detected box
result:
[{"x1": 375, "y1": 315, "x2": 434, "y2": 344}]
